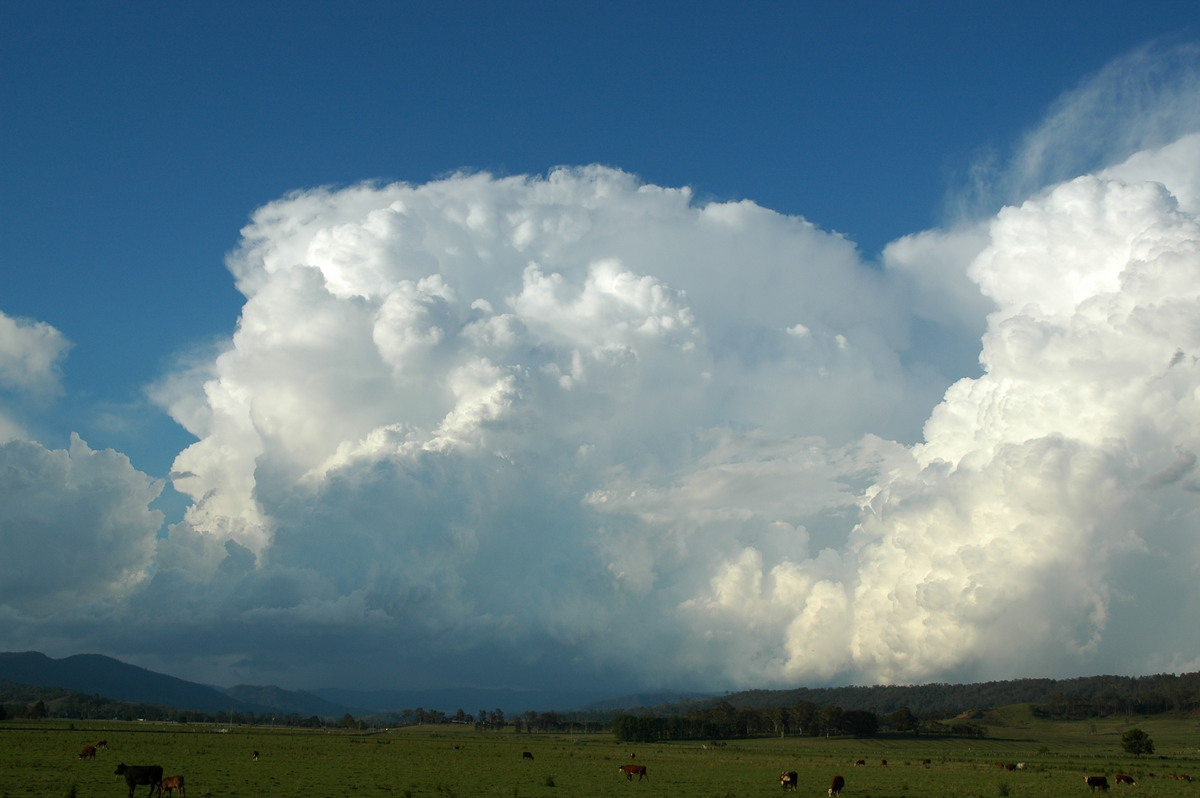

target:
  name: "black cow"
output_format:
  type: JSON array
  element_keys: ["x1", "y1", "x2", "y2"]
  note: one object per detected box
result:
[
  {"x1": 522, "y1": 751, "x2": 534, "y2": 760},
  {"x1": 115, "y1": 764, "x2": 164, "y2": 798},
  {"x1": 780, "y1": 771, "x2": 798, "y2": 790},
  {"x1": 1086, "y1": 776, "x2": 1110, "y2": 792}
]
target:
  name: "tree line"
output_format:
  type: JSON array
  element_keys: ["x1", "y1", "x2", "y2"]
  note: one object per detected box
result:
[{"x1": 610, "y1": 700, "x2": 986, "y2": 743}]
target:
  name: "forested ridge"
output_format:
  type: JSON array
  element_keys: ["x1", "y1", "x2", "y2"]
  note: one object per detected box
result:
[
  {"x1": 649, "y1": 671, "x2": 1200, "y2": 719},
  {"x1": 3, "y1": 671, "x2": 1198, "y2": 735},
  {"x1": 607, "y1": 672, "x2": 1200, "y2": 743}
]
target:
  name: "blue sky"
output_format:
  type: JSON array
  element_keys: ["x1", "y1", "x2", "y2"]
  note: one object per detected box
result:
[{"x1": 2, "y1": 2, "x2": 1200, "y2": 693}]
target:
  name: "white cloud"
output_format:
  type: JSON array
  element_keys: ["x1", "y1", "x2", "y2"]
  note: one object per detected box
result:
[
  {"x1": 4, "y1": 47, "x2": 1200, "y2": 694},
  {"x1": 0, "y1": 435, "x2": 163, "y2": 616},
  {"x1": 0, "y1": 310, "x2": 71, "y2": 442}
]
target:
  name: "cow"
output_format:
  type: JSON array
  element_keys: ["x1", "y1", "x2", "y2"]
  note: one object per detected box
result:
[
  {"x1": 1005, "y1": 763, "x2": 1017, "y2": 771},
  {"x1": 522, "y1": 751, "x2": 534, "y2": 760},
  {"x1": 880, "y1": 759, "x2": 888, "y2": 766},
  {"x1": 618, "y1": 764, "x2": 648, "y2": 781},
  {"x1": 922, "y1": 759, "x2": 932, "y2": 766},
  {"x1": 780, "y1": 771, "x2": 798, "y2": 790},
  {"x1": 252, "y1": 751, "x2": 260, "y2": 761},
  {"x1": 96, "y1": 740, "x2": 108, "y2": 750},
  {"x1": 79, "y1": 745, "x2": 97, "y2": 759},
  {"x1": 854, "y1": 759, "x2": 866, "y2": 766},
  {"x1": 828, "y1": 775, "x2": 845, "y2": 797},
  {"x1": 115, "y1": 764, "x2": 164, "y2": 798},
  {"x1": 1085, "y1": 776, "x2": 1110, "y2": 792},
  {"x1": 158, "y1": 775, "x2": 185, "y2": 798},
  {"x1": 1114, "y1": 774, "x2": 1136, "y2": 786}
]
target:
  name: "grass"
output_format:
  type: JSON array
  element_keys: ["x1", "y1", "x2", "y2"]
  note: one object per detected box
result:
[{"x1": 1, "y1": 713, "x2": 1198, "y2": 798}]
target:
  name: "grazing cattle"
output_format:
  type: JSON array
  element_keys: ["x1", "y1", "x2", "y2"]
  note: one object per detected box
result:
[
  {"x1": 252, "y1": 751, "x2": 259, "y2": 761},
  {"x1": 522, "y1": 751, "x2": 534, "y2": 760},
  {"x1": 158, "y1": 775, "x2": 185, "y2": 798},
  {"x1": 1005, "y1": 763, "x2": 1017, "y2": 771},
  {"x1": 1085, "y1": 776, "x2": 1110, "y2": 792},
  {"x1": 780, "y1": 771, "x2": 798, "y2": 790},
  {"x1": 828, "y1": 775, "x2": 845, "y2": 797},
  {"x1": 96, "y1": 740, "x2": 108, "y2": 750},
  {"x1": 1114, "y1": 774, "x2": 1135, "y2": 785},
  {"x1": 922, "y1": 759, "x2": 932, "y2": 766},
  {"x1": 880, "y1": 759, "x2": 888, "y2": 766},
  {"x1": 79, "y1": 745, "x2": 97, "y2": 759},
  {"x1": 1016, "y1": 763, "x2": 1027, "y2": 770},
  {"x1": 115, "y1": 764, "x2": 164, "y2": 798},
  {"x1": 630, "y1": 752, "x2": 636, "y2": 759},
  {"x1": 854, "y1": 759, "x2": 865, "y2": 766},
  {"x1": 618, "y1": 764, "x2": 648, "y2": 781}
]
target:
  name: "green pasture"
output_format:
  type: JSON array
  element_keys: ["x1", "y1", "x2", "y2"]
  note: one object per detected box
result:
[{"x1": 2, "y1": 711, "x2": 1198, "y2": 798}]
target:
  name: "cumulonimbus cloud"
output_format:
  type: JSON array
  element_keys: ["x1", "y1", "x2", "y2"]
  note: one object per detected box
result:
[{"x1": 2, "y1": 46, "x2": 1198, "y2": 693}]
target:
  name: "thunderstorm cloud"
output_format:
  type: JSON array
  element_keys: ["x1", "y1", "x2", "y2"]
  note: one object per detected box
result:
[{"x1": 2, "y1": 45, "x2": 1199, "y2": 691}]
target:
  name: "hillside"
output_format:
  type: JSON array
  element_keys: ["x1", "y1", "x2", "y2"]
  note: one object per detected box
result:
[{"x1": 0, "y1": 651, "x2": 343, "y2": 718}]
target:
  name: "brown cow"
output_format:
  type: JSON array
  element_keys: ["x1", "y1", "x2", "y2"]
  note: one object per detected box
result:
[
  {"x1": 158, "y1": 775, "x2": 185, "y2": 798},
  {"x1": 1085, "y1": 776, "x2": 1110, "y2": 792},
  {"x1": 1114, "y1": 774, "x2": 1136, "y2": 786},
  {"x1": 854, "y1": 759, "x2": 865, "y2": 766},
  {"x1": 828, "y1": 775, "x2": 845, "y2": 797},
  {"x1": 96, "y1": 740, "x2": 108, "y2": 750},
  {"x1": 780, "y1": 771, "x2": 798, "y2": 790},
  {"x1": 78, "y1": 745, "x2": 97, "y2": 759},
  {"x1": 618, "y1": 764, "x2": 648, "y2": 781},
  {"x1": 115, "y1": 764, "x2": 164, "y2": 798}
]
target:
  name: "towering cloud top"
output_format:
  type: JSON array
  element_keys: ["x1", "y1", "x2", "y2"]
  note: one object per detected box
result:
[{"x1": 2, "y1": 48, "x2": 1198, "y2": 692}]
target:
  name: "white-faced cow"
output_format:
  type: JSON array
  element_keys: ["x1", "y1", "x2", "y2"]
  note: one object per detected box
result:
[
  {"x1": 115, "y1": 764, "x2": 164, "y2": 798},
  {"x1": 619, "y1": 764, "x2": 648, "y2": 781},
  {"x1": 780, "y1": 771, "x2": 798, "y2": 790},
  {"x1": 1086, "y1": 776, "x2": 1110, "y2": 792},
  {"x1": 158, "y1": 775, "x2": 185, "y2": 798},
  {"x1": 829, "y1": 775, "x2": 845, "y2": 797}
]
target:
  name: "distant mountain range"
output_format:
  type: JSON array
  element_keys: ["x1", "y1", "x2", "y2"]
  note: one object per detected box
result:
[{"x1": 0, "y1": 651, "x2": 704, "y2": 718}]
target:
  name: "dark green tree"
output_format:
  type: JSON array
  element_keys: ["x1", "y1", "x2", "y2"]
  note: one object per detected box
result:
[
  {"x1": 888, "y1": 706, "x2": 919, "y2": 734},
  {"x1": 1121, "y1": 727, "x2": 1154, "y2": 757}
]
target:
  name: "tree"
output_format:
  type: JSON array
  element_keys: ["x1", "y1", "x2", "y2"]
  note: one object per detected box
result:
[
  {"x1": 888, "y1": 707, "x2": 919, "y2": 734},
  {"x1": 1121, "y1": 727, "x2": 1154, "y2": 757}
]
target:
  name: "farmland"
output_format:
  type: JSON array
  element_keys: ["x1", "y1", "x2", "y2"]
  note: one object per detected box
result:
[{"x1": 3, "y1": 707, "x2": 1199, "y2": 798}]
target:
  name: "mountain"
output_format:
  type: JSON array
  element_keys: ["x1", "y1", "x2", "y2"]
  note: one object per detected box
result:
[
  {"x1": 224, "y1": 684, "x2": 368, "y2": 718},
  {"x1": 310, "y1": 686, "x2": 617, "y2": 716},
  {"x1": 0, "y1": 651, "x2": 346, "y2": 717},
  {"x1": 0, "y1": 651, "x2": 637, "y2": 718},
  {"x1": 575, "y1": 690, "x2": 712, "y2": 711}
]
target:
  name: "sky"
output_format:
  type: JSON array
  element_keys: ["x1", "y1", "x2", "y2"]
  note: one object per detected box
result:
[{"x1": 2, "y1": 2, "x2": 1200, "y2": 695}]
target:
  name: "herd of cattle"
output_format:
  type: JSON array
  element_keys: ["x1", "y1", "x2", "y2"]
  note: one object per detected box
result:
[
  {"x1": 74, "y1": 739, "x2": 199, "y2": 797},
  {"x1": 77, "y1": 737, "x2": 1194, "y2": 794}
]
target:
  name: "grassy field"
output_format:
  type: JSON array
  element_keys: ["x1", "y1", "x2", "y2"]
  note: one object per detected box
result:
[{"x1": 3, "y1": 708, "x2": 1198, "y2": 798}]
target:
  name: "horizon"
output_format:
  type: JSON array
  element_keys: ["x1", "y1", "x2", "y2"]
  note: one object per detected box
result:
[{"x1": 2, "y1": 2, "x2": 1200, "y2": 695}]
